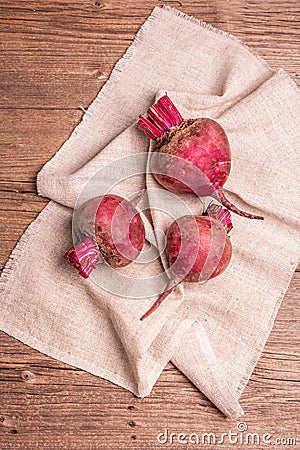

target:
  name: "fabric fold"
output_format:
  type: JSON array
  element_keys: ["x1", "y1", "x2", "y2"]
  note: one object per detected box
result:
[{"x1": 172, "y1": 322, "x2": 244, "y2": 419}]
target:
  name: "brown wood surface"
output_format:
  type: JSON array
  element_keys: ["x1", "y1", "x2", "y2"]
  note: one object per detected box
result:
[{"x1": 0, "y1": 1, "x2": 299, "y2": 449}]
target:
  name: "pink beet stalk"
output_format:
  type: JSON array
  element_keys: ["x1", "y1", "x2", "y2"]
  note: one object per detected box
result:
[
  {"x1": 148, "y1": 104, "x2": 172, "y2": 130},
  {"x1": 205, "y1": 202, "x2": 233, "y2": 233},
  {"x1": 157, "y1": 95, "x2": 183, "y2": 125},
  {"x1": 138, "y1": 116, "x2": 161, "y2": 140},
  {"x1": 64, "y1": 236, "x2": 102, "y2": 279},
  {"x1": 138, "y1": 94, "x2": 184, "y2": 139}
]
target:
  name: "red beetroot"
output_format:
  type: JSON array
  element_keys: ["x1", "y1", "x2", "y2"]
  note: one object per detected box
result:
[
  {"x1": 138, "y1": 95, "x2": 263, "y2": 221},
  {"x1": 64, "y1": 194, "x2": 146, "y2": 278},
  {"x1": 140, "y1": 204, "x2": 232, "y2": 320}
]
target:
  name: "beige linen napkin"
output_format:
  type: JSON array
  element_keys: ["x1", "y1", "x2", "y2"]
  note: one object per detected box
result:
[{"x1": 1, "y1": 6, "x2": 300, "y2": 419}]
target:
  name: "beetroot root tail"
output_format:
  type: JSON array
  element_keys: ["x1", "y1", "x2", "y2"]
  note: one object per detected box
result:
[
  {"x1": 140, "y1": 286, "x2": 174, "y2": 321},
  {"x1": 216, "y1": 188, "x2": 264, "y2": 221}
]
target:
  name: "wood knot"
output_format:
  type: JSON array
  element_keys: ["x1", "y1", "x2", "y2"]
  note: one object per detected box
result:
[
  {"x1": 20, "y1": 370, "x2": 35, "y2": 381},
  {"x1": 11, "y1": 429, "x2": 18, "y2": 434},
  {"x1": 90, "y1": 69, "x2": 106, "y2": 81},
  {"x1": 0, "y1": 417, "x2": 4, "y2": 423},
  {"x1": 128, "y1": 421, "x2": 136, "y2": 427},
  {"x1": 131, "y1": 435, "x2": 137, "y2": 440},
  {"x1": 94, "y1": 1, "x2": 104, "y2": 7},
  {"x1": 127, "y1": 405, "x2": 135, "y2": 410}
]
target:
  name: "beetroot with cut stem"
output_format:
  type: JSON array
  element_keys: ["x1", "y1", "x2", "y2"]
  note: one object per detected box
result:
[
  {"x1": 140, "y1": 204, "x2": 232, "y2": 321},
  {"x1": 138, "y1": 95, "x2": 263, "y2": 221},
  {"x1": 64, "y1": 194, "x2": 146, "y2": 278}
]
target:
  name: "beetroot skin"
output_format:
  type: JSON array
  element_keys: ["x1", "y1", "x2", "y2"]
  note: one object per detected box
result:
[
  {"x1": 140, "y1": 209, "x2": 232, "y2": 320},
  {"x1": 138, "y1": 95, "x2": 263, "y2": 220},
  {"x1": 64, "y1": 194, "x2": 145, "y2": 278},
  {"x1": 94, "y1": 194, "x2": 145, "y2": 268},
  {"x1": 166, "y1": 215, "x2": 232, "y2": 281},
  {"x1": 154, "y1": 118, "x2": 230, "y2": 196}
]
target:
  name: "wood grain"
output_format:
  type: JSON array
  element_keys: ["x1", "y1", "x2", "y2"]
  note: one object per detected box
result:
[{"x1": 0, "y1": 1, "x2": 299, "y2": 449}]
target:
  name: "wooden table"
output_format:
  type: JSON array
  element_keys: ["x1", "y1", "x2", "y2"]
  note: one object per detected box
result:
[{"x1": 0, "y1": 1, "x2": 299, "y2": 448}]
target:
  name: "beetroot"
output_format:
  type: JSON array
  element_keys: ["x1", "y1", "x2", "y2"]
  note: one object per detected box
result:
[
  {"x1": 64, "y1": 194, "x2": 146, "y2": 278},
  {"x1": 140, "y1": 204, "x2": 232, "y2": 320},
  {"x1": 138, "y1": 95, "x2": 263, "y2": 220}
]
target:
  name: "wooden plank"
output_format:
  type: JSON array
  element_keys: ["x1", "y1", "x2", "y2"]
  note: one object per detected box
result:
[
  {"x1": 0, "y1": 1, "x2": 299, "y2": 109},
  {"x1": 0, "y1": 109, "x2": 82, "y2": 181}
]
